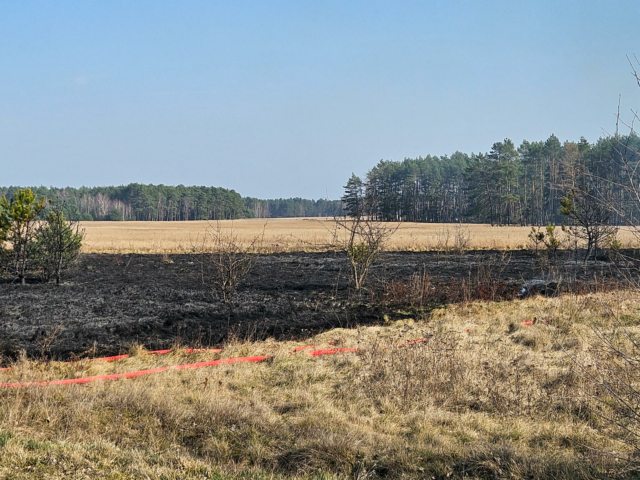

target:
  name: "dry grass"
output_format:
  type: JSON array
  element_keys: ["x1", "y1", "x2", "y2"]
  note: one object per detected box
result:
[
  {"x1": 78, "y1": 219, "x2": 640, "y2": 254},
  {"x1": 2, "y1": 291, "x2": 640, "y2": 478}
]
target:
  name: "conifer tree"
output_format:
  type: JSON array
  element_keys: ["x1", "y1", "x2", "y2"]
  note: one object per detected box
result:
[
  {"x1": 36, "y1": 200, "x2": 84, "y2": 285},
  {"x1": 341, "y1": 173, "x2": 365, "y2": 218},
  {"x1": 0, "y1": 189, "x2": 46, "y2": 284}
]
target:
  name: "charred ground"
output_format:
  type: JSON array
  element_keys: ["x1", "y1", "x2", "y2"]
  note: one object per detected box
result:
[{"x1": 0, "y1": 250, "x2": 631, "y2": 361}]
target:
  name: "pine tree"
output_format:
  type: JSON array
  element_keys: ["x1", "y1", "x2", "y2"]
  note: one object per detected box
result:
[
  {"x1": 0, "y1": 189, "x2": 46, "y2": 284},
  {"x1": 341, "y1": 174, "x2": 365, "y2": 219},
  {"x1": 36, "y1": 201, "x2": 84, "y2": 285}
]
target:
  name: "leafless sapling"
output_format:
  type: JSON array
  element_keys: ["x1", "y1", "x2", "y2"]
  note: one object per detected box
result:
[
  {"x1": 195, "y1": 222, "x2": 264, "y2": 302},
  {"x1": 561, "y1": 187, "x2": 618, "y2": 263},
  {"x1": 336, "y1": 177, "x2": 398, "y2": 290}
]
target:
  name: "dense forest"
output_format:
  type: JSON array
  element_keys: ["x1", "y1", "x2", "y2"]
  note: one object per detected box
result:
[
  {"x1": 0, "y1": 184, "x2": 341, "y2": 221},
  {"x1": 348, "y1": 134, "x2": 640, "y2": 225},
  {"x1": 4, "y1": 134, "x2": 638, "y2": 224}
]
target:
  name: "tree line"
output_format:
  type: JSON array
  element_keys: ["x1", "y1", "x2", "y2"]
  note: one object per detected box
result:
[
  {"x1": 6, "y1": 133, "x2": 638, "y2": 226},
  {"x1": 345, "y1": 134, "x2": 640, "y2": 225},
  {"x1": 0, "y1": 184, "x2": 341, "y2": 221},
  {"x1": 244, "y1": 197, "x2": 340, "y2": 218}
]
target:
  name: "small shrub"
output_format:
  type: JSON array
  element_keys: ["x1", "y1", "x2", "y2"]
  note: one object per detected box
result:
[
  {"x1": 334, "y1": 217, "x2": 397, "y2": 290},
  {"x1": 527, "y1": 226, "x2": 545, "y2": 253},
  {"x1": 453, "y1": 223, "x2": 471, "y2": 254},
  {"x1": 605, "y1": 233, "x2": 623, "y2": 262},
  {"x1": 528, "y1": 224, "x2": 563, "y2": 269},
  {"x1": 195, "y1": 222, "x2": 263, "y2": 302},
  {"x1": 542, "y1": 224, "x2": 562, "y2": 261}
]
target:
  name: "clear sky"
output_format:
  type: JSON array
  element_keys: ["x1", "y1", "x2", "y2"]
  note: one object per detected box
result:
[{"x1": 1, "y1": 1, "x2": 639, "y2": 199}]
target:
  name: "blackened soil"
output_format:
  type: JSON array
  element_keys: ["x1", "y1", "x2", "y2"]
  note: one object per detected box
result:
[{"x1": 0, "y1": 250, "x2": 630, "y2": 360}]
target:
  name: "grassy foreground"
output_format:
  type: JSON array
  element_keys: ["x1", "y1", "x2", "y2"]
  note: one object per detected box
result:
[{"x1": 1, "y1": 292, "x2": 640, "y2": 478}]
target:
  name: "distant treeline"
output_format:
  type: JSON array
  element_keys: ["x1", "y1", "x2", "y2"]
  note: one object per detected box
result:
[
  {"x1": 244, "y1": 197, "x2": 339, "y2": 218},
  {"x1": 0, "y1": 184, "x2": 341, "y2": 221},
  {"x1": 7, "y1": 133, "x2": 638, "y2": 225},
  {"x1": 351, "y1": 134, "x2": 640, "y2": 225}
]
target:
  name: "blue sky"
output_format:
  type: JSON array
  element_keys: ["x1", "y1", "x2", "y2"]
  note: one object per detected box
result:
[{"x1": 1, "y1": 1, "x2": 639, "y2": 199}]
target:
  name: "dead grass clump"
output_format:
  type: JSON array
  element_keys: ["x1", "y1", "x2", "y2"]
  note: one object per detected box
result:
[
  {"x1": 381, "y1": 274, "x2": 519, "y2": 306},
  {"x1": 454, "y1": 441, "x2": 596, "y2": 479}
]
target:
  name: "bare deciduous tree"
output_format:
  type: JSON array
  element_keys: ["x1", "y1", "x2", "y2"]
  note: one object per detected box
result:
[
  {"x1": 561, "y1": 187, "x2": 618, "y2": 263},
  {"x1": 333, "y1": 215, "x2": 398, "y2": 290},
  {"x1": 195, "y1": 222, "x2": 264, "y2": 302},
  {"x1": 336, "y1": 176, "x2": 398, "y2": 290},
  {"x1": 589, "y1": 55, "x2": 640, "y2": 250},
  {"x1": 569, "y1": 57, "x2": 640, "y2": 463}
]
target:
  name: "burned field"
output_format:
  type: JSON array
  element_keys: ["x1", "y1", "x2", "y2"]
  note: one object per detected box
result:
[{"x1": 0, "y1": 249, "x2": 629, "y2": 360}]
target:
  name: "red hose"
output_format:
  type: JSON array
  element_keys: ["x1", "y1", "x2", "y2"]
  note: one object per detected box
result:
[
  {"x1": 0, "y1": 347, "x2": 224, "y2": 371},
  {"x1": 306, "y1": 337, "x2": 429, "y2": 356},
  {"x1": 89, "y1": 348, "x2": 223, "y2": 362},
  {"x1": 307, "y1": 347, "x2": 360, "y2": 356},
  {"x1": 0, "y1": 337, "x2": 429, "y2": 388},
  {"x1": 293, "y1": 345, "x2": 319, "y2": 352},
  {"x1": 521, "y1": 319, "x2": 552, "y2": 326},
  {"x1": 0, "y1": 355, "x2": 270, "y2": 388}
]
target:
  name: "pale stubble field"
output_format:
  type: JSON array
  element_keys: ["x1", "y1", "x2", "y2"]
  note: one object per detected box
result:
[{"x1": 78, "y1": 218, "x2": 640, "y2": 253}]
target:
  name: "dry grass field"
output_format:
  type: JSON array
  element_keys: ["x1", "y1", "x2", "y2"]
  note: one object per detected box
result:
[
  {"x1": 8, "y1": 219, "x2": 639, "y2": 477},
  {"x1": 1, "y1": 291, "x2": 639, "y2": 478},
  {"x1": 79, "y1": 218, "x2": 640, "y2": 254}
]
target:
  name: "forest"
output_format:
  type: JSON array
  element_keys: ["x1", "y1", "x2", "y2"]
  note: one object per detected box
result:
[
  {"x1": 3, "y1": 133, "x2": 639, "y2": 224},
  {"x1": 0, "y1": 184, "x2": 341, "y2": 221},
  {"x1": 351, "y1": 133, "x2": 640, "y2": 225}
]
